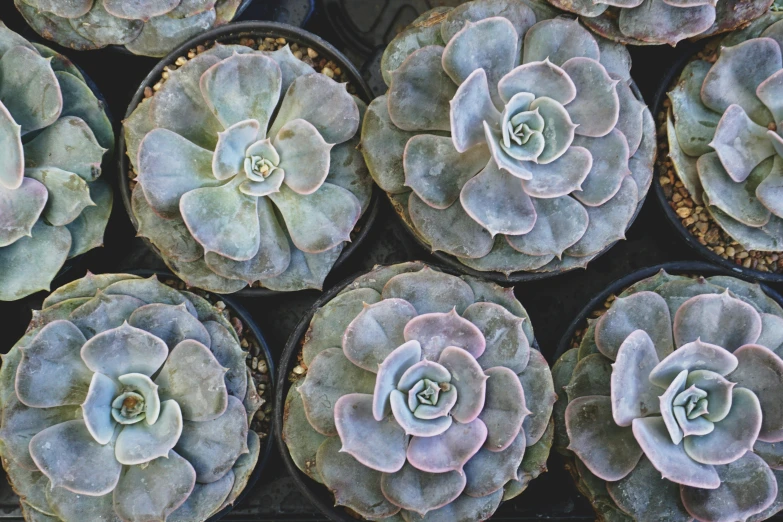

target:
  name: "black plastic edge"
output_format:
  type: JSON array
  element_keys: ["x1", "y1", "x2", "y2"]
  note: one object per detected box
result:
[
  {"x1": 650, "y1": 40, "x2": 783, "y2": 283},
  {"x1": 116, "y1": 20, "x2": 379, "y2": 298},
  {"x1": 553, "y1": 260, "x2": 783, "y2": 362},
  {"x1": 124, "y1": 268, "x2": 276, "y2": 521},
  {"x1": 273, "y1": 261, "x2": 541, "y2": 522}
]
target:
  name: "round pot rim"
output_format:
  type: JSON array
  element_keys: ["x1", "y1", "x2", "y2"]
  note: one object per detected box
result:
[
  {"x1": 273, "y1": 261, "x2": 540, "y2": 522},
  {"x1": 116, "y1": 20, "x2": 378, "y2": 297},
  {"x1": 125, "y1": 268, "x2": 276, "y2": 521},
  {"x1": 553, "y1": 260, "x2": 783, "y2": 362},
  {"x1": 651, "y1": 40, "x2": 783, "y2": 283},
  {"x1": 381, "y1": 80, "x2": 651, "y2": 285}
]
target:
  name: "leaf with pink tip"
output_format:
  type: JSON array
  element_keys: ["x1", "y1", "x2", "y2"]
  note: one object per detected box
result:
[
  {"x1": 372, "y1": 340, "x2": 422, "y2": 421},
  {"x1": 507, "y1": 196, "x2": 589, "y2": 258},
  {"x1": 442, "y1": 17, "x2": 518, "y2": 109},
  {"x1": 565, "y1": 396, "x2": 642, "y2": 481},
  {"x1": 522, "y1": 18, "x2": 600, "y2": 67},
  {"x1": 757, "y1": 312, "x2": 783, "y2": 354},
  {"x1": 518, "y1": 147, "x2": 592, "y2": 198},
  {"x1": 498, "y1": 59, "x2": 576, "y2": 106},
  {"x1": 387, "y1": 46, "x2": 457, "y2": 132},
  {"x1": 128, "y1": 302, "x2": 210, "y2": 349},
  {"x1": 103, "y1": 0, "x2": 178, "y2": 19},
  {"x1": 673, "y1": 291, "x2": 762, "y2": 351},
  {"x1": 80, "y1": 321, "x2": 168, "y2": 379},
  {"x1": 212, "y1": 119, "x2": 259, "y2": 181},
  {"x1": 23, "y1": 116, "x2": 105, "y2": 182},
  {"x1": 0, "y1": 100, "x2": 22, "y2": 190},
  {"x1": 82, "y1": 372, "x2": 118, "y2": 445},
  {"x1": 0, "y1": 45, "x2": 61, "y2": 132},
  {"x1": 269, "y1": 73, "x2": 359, "y2": 145},
  {"x1": 649, "y1": 339, "x2": 738, "y2": 389},
  {"x1": 115, "y1": 400, "x2": 184, "y2": 466},
  {"x1": 459, "y1": 159, "x2": 537, "y2": 237},
  {"x1": 479, "y1": 366, "x2": 528, "y2": 452},
  {"x1": 681, "y1": 451, "x2": 776, "y2": 522},
  {"x1": 132, "y1": 187, "x2": 202, "y2": 263},
  {"x1": 382, "y1": 267, "x2": 474, "y2": 315},
  {"x1": 440, "y1": 0, "x2": 536, "y2": 44},
  {"x1": 572, "y1": 130, "x2": 631, "y2": 207},
  {"x1": 299, "y1": 348, "x2": 376, "y2": 436},
  {"x1": 30, "y1": 419, "x2": 121, "y2": 495},
  {"x1": 397, "y1": 360, "x2": 451, "y2": 391},
  {"x1": 381, "y1": 462, "x2": 466, "y2": 516},
  {"x1": 687, "y1": 369, "x2": 735, "y2": 423},
  {"x1": 0, "y1": 177, "x2": 47, "y2": 247},
  {"x1": 25, "y1": 167, "x2": 93, "y2": 228},
  {"x1": 335, "y1": 393, "x2": 408, "y2": 473},
  {"x1": 566, "y1": 353, "x2": 613, "y2": 402},
  {"x1": 45, "y1": 484, "x2": 117, "y2": 522},
  {"x1": 450, "y1": 69, "x2": 501, "y2": 153},
  {"x1": 25, "y1": 0, "x2": 94, "y2": 17},
  {"x1": 614, "y1": 80, "x2": 646, "y2": 158},
  {"x1": 711, "y1": 104, "x2": 776, "y2": 185},
  {"x1": 462, "y1": 279, "x2": 533, "y2": 344},
  {"x1": 203, "y1": 321, "x2": 247, "y2": 399},
  {"x1": 729, "y1": 344, "x2": 783, "y2": 442},
  {"x1": 283, "y1": 386, "x2": 327, "y2": 483},
  {"x1": 168, "y1": 470, "x2": 234, "y2": 522},
  {"x1": 594, "y1": 290, "x2": 673, "y2": 361},
  {"x1": 756, "y1": 156, "x2": 783, "y2": 220},
  {"x1": 617, "y1": 0, "x2": 715, "y2": 45},
  {"x1": 263, "y1": 45, "x2": 316, "y2": 95},
  {"x1": 199, "y1": 53, "x2": 281, "y2": 131},
  {"x1": 16, "y1": 320, "x2": 90, "y2": 408},
  {"x1": 404, "y1": 309, "x2": 486, "y2": 361},
  {"x1": 463, "y1": 302, "x2": 529, "y2": 373},
  {"x1": 269, "y1": 183, "x2": 361, "y2": 254},
  {"x1": 391, "y1": 389, "x2": 452, "y2": 437},
  {"x1": 464, "y1": 430, "x2": 525, "y2": 497},
  {"x1": 518, "y1": 349, "x2": 556, "y2": 446},
  {"x1": 404, "y1": 134, "x2": 487, "y2": 210},
  {"x1": 561, "y1": 57, "x2": 619, "y2": 138},
  {"x1": 702, "y1": 38, "x2": 781, "y2": 126},
  {"x1": 317, "y1": 437, "x2": 401, "y2": 519},
  {"x1": 403, "y1": 419, "x2": 487, "y2": 474},
  {"x1": 611, "y1": 330, "x2": 662, "y2": 427},
  {"x1": 276, "y1": 118, "x2": 332, "y2": 195},
  {"x1": 631, "y1": 416, "x2": 720, "y2": 488},
  {"x1": 257, "y1": 233, "x2": 343, "y2": 292},
  {"x1": 69, "y1": 293, "x2": 144, "y2": 339},
  {"x1": 437, "y1": 346, "x2": 487, "y2": 425},
  {"x1": 136, "y1": 128, "x2": 218, "y2": 218},
  {"x1": 175, "y1": 396, "x2": 248, "y2": 483},
  {"x1": 345, "y1": 299, "x2": 418, "y2": 374},
  {"x1": 361, "y1": 95, "x2": 417, "y2": 194},
  {"x1": 757, "y1": 69, "x2": 783, "y2": 125},
  {"x1": 156, "y1": 340, "x2": 229, "y2": 422}
]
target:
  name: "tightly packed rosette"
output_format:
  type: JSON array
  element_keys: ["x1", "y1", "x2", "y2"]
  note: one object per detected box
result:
[
  {"x1": 547, "y1": 0, "x2": 772, "y2": 46},
  {"x1": 0, "y1": 273, "x2": 264, "y2": 522},
  {"x1": 0, "y1": 23, "x2": 113, "y2": 301},
  {"x1": 668, "y1": 12, "x2": 783, "y2": 253},
  {"x1": 14, "y1": 0, "x2": 246, "y2": 57},
  {"x1": 553, "y1": 270, "x2": 783, "y2": 521},
  {"x1": 361, "y1": 0, "x2": 655, "y2": 277},
  {"x1": 283, "y1": 262, "x2": 556, "y2": 521},
  {"x1": 124, "y1": 43, "x2": 372, "y2": 293}
]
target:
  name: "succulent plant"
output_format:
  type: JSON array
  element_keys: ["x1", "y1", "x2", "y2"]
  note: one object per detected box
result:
[
  {"x1": 0, "y1": 23, "x2": 113, "y2": 302},
  {"x1": 14, "y1": 0, "x2": 245, "y2": 57},
  {"x1": 0, "y1": 272, "x2": 264, "y2": 522},
  {"x1": 124, "y1": 43, "x2": 372, "y2": 294},
  {"x1": 361, "y1": 0, "x2": 655, "y2": 277},
  {"x1": 547, "y1": 0, "x2": 773, "y2": 46},
  {"x1": 553, "y1": 269, "x2": 783, "y2": 521},
  {"x1": 283, "y1": 262, "x2": 556, "y2": 521},
  {"x1": 667, "y1": 12, "x2": 783, "y2": 254}
]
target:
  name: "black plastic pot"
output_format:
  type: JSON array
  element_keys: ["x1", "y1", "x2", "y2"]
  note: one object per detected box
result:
[
  {"x1": 117, "y1": 21, "x2": 379, "y2": 297},
  {"x1": 274, "y1": 261, "x2": 546, "y2": 522},
  {"x1": 554, "y1": 260, "x2": 783, "y2": 362},
  {"x1": 651, "y1": 42, "x2": 783, "y2": 284},
  {"x1": 126, "y1": 270, "x2": 276, "y2": 521}
]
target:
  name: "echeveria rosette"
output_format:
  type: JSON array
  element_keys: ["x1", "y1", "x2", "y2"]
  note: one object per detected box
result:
[
  {"x1": 282, "y1": 262, "x2": 556, "y2": 521},
  {"x1": 553, "y1": 270, "x2": 783, "y2": 521},
  {"x1": 124, "y1": 43, "x2": 372, "y2": 294},
  {"x1": 547, "y1": 0, "x2": 773, "y2": 46},
  {"x1": 667, "y1": 13, "x2": 783, "y2": 254},
  {"x1": 0, "y1": 23, "x2": 113, "y2": 301},
  {"x1": 0, "y1": 273, "x2": 264, "y2": 522},
  {"x1": 14, "y1": 0, "x2": 245, "y2": 57},
  {"x1": 361, "y1": 0, "x2": 655, "y2": 277}
]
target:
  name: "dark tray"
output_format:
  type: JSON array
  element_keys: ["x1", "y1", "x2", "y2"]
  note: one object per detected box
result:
[{"x1": 1, "y1": 1, "x2": 779, "y2": 521}]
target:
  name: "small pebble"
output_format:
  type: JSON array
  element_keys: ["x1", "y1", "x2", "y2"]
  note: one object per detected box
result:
[
  {"x1": 322, "y1": 67, "x2": 334, "y2": 78},
  {"x1": 293, "y1": 365, "x2": 305, "y2": 375},
  {"x1": 175, "y1": 56, "x2": 187, "y2": 66},
  {"x1": 676, "y1": 207, "x2": 692, "y2": 219},
  {"x1": 307, "y1": 47, "x2": 318, "y2": 59},
  {"x1": 252, "y1": 357, "x2": 258, "y2": 370}
]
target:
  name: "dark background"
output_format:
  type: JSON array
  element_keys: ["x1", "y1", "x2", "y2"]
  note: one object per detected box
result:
[{"x1": 0, "y1": 1, "x2": 744, "y2": 520}]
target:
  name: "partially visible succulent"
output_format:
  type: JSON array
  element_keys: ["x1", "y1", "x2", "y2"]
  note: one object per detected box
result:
[
  {"x1": 0, "y1": 273, "x2": 264, "y2": 522},
  {"x1": 548, "y1": 0, "x2": 773, "y2": 46},
  {"x1": 14, "y1": 0, "x2": 245, "y2": 57},
  {"x1": 283, "y1": 262, "x2": 556, "y2": 521},
  {"x1": 554, "y1": 270, "x2": 783, "y2": 521},
  {"x1": 124, "y1": 43, "x2": 372, "y2": 293},
  {"x1": 668, "y1": 12, "x2": 783, "y2": 254},
  {"x1": 362, "y1": 0, "x2": 655, "y2": 277},
  {"x1": 0, "y1": 23, "x2": 113, "y2": 301}
]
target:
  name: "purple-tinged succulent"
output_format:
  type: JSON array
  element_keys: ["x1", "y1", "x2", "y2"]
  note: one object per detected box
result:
[
  {"x1": 361, "y1": 0, "x2": 655, "y2": 277},
  {"x1": 547, "y1": 0, "x2": 773, "y2": 46},
  {"x1": 14, "y1": 0, "x2": 245, "y2": 57},
  {"x1": 668, "y1": 11, "x2": 783, "y2": 253},
  {"x1": 283, "y1": 262, "x2": 556, "y2": 521},
  {"x1": 0, "y1": 273, "x2": 264, "y2": 522},
  {"x1": 554, "y1": 270, "x2": 783, "y2": 521},
  {"x1": 124, "y1": 43, "x2": 372, "y2": 294},
  {"x1": 0, "y1": 23, "x2": 113, "y2": 301}
]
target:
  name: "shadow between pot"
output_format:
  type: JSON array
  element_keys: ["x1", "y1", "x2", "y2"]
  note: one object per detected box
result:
[{"x1": 117, "y1": 21, "x2": 378, "y2": 298}]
